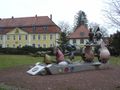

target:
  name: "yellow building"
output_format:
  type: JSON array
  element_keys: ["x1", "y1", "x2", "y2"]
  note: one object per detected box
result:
[{"x1": 0, "y1": 15, "x2": 61, "y2": 48}]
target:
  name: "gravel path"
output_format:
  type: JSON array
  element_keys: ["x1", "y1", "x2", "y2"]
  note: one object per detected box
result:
[{"x1": 0, "y1": 65, "x2": 120, "y2": 90}]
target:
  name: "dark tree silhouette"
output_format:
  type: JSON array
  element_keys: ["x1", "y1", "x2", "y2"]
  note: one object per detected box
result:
[
  {"x1": 110, "y1": 31, "x2": 120, "y2": 55},
  {"x1": 57, "y1": 31, "x2": 69, "y2": 53},
  {"x1": 73, "y1": 10, "x2": 88, "y2": 30}
]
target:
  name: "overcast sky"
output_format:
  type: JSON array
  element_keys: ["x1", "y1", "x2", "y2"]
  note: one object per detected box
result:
[{"x1": 0, "y1": 0, "x2": 115, "y2": 34}]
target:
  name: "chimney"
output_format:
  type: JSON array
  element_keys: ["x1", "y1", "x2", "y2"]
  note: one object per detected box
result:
[
  {"x1": 50, "y1": 14, "x2": 52, "y2": 20},
  {"x1": 35, "y1": 14, "x2": 37, "y2": 18},
  {"x1": 11, "y1": 16, "x2": 14, "y2": 19}
]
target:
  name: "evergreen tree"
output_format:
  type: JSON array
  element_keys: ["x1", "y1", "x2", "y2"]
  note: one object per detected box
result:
[
  {"x1": 111, "y1": 31, "x2": 120, "y2": 55},
  {"x1": 57, "y1": 31, "x2": 69, "y2": 53},
  {"x1": 74, "y1": 10, "x2": 88, "y2": 30}
]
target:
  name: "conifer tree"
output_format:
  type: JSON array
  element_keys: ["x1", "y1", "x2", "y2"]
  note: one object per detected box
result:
[{"x1": 74, "y1": 10, "x2": 88, "y2": 30}]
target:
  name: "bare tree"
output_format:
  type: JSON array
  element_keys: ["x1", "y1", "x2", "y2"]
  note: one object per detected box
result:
[
  {"x1": 58, "y1": 21, "x2": 71, "y2": 32},
  {"x1": 104, "y1": 0, "x2": 120, "y2": 29}
]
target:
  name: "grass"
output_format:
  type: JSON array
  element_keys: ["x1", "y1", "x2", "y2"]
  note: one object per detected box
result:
[
  {"x1": 0, "y1": 55, "x2": 120, "y2": 69},
  {"x1": 0, "y1": 83, "x2": 26, "y2": 90},
  {"x1": 109, "y1": 56, "x2": 120, "y2": 65},
  {"x1": 0, "y1": 87, "x2": 7, "y2": 90},
  {"x1": 0, "y1": 55, "x2": 44, "y2": 69}
]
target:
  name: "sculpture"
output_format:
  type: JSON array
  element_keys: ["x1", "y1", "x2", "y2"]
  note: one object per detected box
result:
[{"x1": 26, "y1": 27, "x2": 110, "y2": 76}]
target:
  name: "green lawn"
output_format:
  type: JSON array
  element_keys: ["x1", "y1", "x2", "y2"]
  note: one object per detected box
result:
[
  {"x1": 109, "y1": 56, "x2": 120, "y2": 65},
  {"x1": 0, "y1": 55, "x2": 44, "y2": 69},
  {"x1": 0, "y1": 55, "x2": 119, "y2": 69}
]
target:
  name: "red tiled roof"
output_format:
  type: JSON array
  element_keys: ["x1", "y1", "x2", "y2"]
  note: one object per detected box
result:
[
  {"x1": 68, "y1": 25, "x2": 89, "y2": 39},
  {"x1": 0, "y1": 16, "x2": 56, "y2": 27},
  {"x1": 23, "y1": 26, "x2": 61, "y2": 34},
  {"x1": 0, "y1": 16, "x2": 61, "y2": 34}
]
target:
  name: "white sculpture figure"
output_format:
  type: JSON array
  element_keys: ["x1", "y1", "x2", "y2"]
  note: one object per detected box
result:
[{"x1": 99, "y1": 40, "x2": 110, "y2": 63}]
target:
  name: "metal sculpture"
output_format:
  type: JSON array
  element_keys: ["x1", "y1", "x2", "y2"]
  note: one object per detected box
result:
[
  {"x1": 27, "y1": 27, "x2": 110, "y2": 76},
  {"x1": 99, "y1": 40, "x2": 110, "y2": 63},
  {"x1": 81, "y1": 43, "x2": 94, "y2": 62}
]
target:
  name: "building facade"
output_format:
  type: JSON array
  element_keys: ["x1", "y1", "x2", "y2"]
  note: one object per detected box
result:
[
  {"x1": 0, "y1": 15, "x2": 61, "y2": 48},
  {"x1": 68, "y1": 25, "x2": 89, "y2": 46}
]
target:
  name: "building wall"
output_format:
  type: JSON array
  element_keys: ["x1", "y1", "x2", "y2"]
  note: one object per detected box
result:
[
  {"x1": 0, "y1": 28, "x2": 59, "y2": 48},
  {"x1": 30, "y1": 33, "x2": 58, "y2": 48},
  {"x1": 69, "y1": 38, "x2": 88, "y2": 46}
]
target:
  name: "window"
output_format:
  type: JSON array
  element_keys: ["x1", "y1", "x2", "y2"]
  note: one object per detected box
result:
[
  {"x1": 18, "y1": 44, "x2": 21, "y2": 48},
  {"x1": 7, "y1": 35, "x2": 10, "y2": 40},
  {"x1": 13, "y1": 35, "x2": 15, "y2": 40},
  {"x1": 50, "y1": 34, "x2": 53, "y2": 40},
  {"x1": 43, "y1": 44, "x2": 46, "y2": 48},
  {"x1": 33, "y1": 35, "x2": 35, "y2": 40},
  {"x1": 43, "y1": 34, "x2": 46, "y2": 40},
  {"x1": 19, "y1": 35, "x2": 21, "y2": 40},
  {"x1": 38, "y1": 34, "x2": 40, "y2": 40},
  {"x1": 43, "y1": 25, "x2": 48, "y2": 30},
  {"x1": 80, "y1": 32, "x2": 85, "y2": 36},
  {"x1": 80, "y1": 39, "x2": 84, "y2": 44},
  {"x1": 13, "y1": 44, "x2": 15, "y2": 47},
  {"x1": 20, "y1": 27, "x2": 25, "y2": 30},
  {"x1": 32, "y1": 44, "x2": 35, "y2": 47},
  {"x1": 25, "y1": 35, "x2": 27, "y2": 40},
  {"x1": 0, "y1": 35, "x2": 3, "y2": 40},
  {"x1": 38, "y1": 44, "x2": 40, "y2": 47},
  {"x1": 73, "y1": 39, "x2": 76, "y2": 43},
  {"x1": 50, "y1": 44, "x2": 53, "y2": 47},
  {"x1": 32, "y1": 24, "x2": 36, "y2": 31}
]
